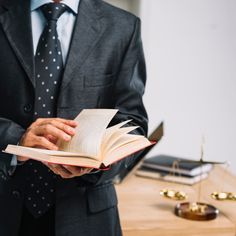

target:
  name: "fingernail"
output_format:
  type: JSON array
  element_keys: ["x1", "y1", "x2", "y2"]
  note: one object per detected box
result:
[
  {"x1": 68, "y1": 128, "x2": 75, "y2": 134},
  {"x1": 64, "y1": 135, "x2": 71, "y2": 141},
  {"x1": 72, "y1": 121, "x2": 78, "y2": 126}
]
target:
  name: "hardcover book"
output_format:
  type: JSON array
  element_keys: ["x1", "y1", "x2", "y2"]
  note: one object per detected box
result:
[
  {"x1": 141, "y1": 155, "x2": 212, "y2": 177},
  {"x1": 136, "y1": 166, "x2": 209, "y2": 185},
  {"x1": 4, "y1": 109, "x2": 152, "y2": 169}
]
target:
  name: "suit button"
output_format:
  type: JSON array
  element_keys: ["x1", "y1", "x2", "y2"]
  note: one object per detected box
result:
[
  {"x1": 24, "y1": 104, "x2": 32, "y2": 113},
  {"x1": 12, "y1": 190, "x2": 21, "y2": 199},
  {"x1": 1, "y1": 173, "x2": 7, "y2": 181}
]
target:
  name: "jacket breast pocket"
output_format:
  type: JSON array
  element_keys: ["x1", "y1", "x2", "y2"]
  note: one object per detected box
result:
[
  {"x1": 87, "y1": 182, "x2": 118, "y2": 213},
  {"x1": 84, "y1": 73, "x2": 115, "y2": 88}
]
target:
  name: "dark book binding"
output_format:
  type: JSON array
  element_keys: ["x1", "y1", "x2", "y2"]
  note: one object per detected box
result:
[
  {"x1": 136, "y1": 166, "x2": 209, "y2": 185},
  {"x1": 142, "y1": 154, "x2": 212, "y2": 177}
]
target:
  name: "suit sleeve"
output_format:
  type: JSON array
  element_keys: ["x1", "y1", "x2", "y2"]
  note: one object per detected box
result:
[
  {"x1": 79, "y1": 17, "x2": 148, "y2": 185},
  {"x1": 0, "y1": 118, "x2": 25, "y2": 178}
]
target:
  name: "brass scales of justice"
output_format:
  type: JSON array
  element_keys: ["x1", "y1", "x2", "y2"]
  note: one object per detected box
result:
[{"x1": 159, "y1": 137, "x2": 236, "y2": 221}]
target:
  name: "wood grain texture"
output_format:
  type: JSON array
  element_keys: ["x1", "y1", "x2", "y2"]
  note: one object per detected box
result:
[{"x1": 116, "y1": 166, "x2": 236, "y2": 236}]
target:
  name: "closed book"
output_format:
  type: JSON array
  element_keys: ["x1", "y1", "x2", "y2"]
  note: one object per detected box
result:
[
  {"x1": 136, "y1": 166, "x2": 209, "y2": 185},
  {"x1": 142, "y1": 155, "x2": 212, "y2": 177}
]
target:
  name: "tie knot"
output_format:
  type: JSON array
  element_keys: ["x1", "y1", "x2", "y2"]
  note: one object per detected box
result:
[{"x1": 41, "y1": 3, "x2": 68, "y2": 22}]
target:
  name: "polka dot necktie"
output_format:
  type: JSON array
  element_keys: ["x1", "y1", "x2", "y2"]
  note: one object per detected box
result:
[
  {"x1": 25, "y1": 3, "x2": 68, "y2": 218},
  {"x1": 34, "y1": 3, "x2": 68, "y2": 118}
]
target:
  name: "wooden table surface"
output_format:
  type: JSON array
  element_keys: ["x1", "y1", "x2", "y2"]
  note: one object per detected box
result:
[{"x1": 116, "y1": 166, "x2": 236, "y2": 236}]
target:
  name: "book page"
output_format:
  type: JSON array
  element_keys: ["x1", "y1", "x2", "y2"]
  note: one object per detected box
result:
[
  {"x1": 105, "y1": 134, "x2": 143, "y2": 154},
  {"x1": 4, "y1": 145, "x2": 101, "y2": 168},
  {"x1": 103, "y1": 137, "x2": 152, "y2": 166},
  {"x1": 58, "y1": 109, "x2": 118, "y2": 158},
  {"x1": 102, "y1": 126, "x2": 139, "y2": 157},
  {"x1": 101, "y1": 120, "x2": 131, "y2": 151},
  {"x1": 7, "y1": 146, "x2": 96, "y2": 158}
]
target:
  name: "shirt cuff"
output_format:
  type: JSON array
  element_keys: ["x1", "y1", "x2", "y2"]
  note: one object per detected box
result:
[
  {"x1": 8, "y1": 155, "x2": 26, "y2": 176},
  {"x1": 11, "y1": 155, "x2": 25, "y2": 166},
  {"x1": 10, "y1": 155, "x2": 18, "y2": 166},
  {"x1": 8, "y1": 155, "x2": 17, "y2": 176}
]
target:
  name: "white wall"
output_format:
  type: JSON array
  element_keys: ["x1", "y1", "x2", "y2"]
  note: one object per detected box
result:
[
  {"x1": 105, "y1": 0, "x2": 236, "y2": 175},
  {"x1": 104, "y1": 0, "x2": 139, "y2": 14},
  {"x1": 104, "y1": 0, "x2": 129, "y2": 12}
]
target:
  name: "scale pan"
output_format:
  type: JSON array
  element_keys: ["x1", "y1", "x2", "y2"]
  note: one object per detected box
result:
[
  {"x1": 160, "y1": 189, "x2": 187, "y2": 201},
  {"x1": 211, "y1": 192, "x2": 236, "y2": 201},
  {"x1": 175, "y1": 202, "x2": 219, "y2": 221}
]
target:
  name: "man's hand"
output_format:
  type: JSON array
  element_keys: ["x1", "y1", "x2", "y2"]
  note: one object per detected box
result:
[
  {"x1": 18, "y1": 118, "x2": 78, "y2": 162},
  {"x1": 44, "y1": 163, "x2": 93, "y2": 178}
]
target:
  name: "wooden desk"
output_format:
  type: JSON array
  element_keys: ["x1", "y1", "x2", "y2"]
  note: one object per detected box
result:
[{"x1": 116, "y1": 166, "x2": 236, "y2": 236}]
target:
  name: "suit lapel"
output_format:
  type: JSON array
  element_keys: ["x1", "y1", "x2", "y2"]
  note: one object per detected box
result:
[
  {"x1": 0, "y1": 0, "x2": 106, "y2": 90},
  {"x1": 61, "y1": 0, "x2": 107, "y2": 90},
  {"x1": 0, "y1": 0, "x2": 35, "y2": 87}
]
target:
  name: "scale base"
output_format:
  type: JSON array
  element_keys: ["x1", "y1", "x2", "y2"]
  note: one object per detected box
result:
[{"x1": 175, "y1": 202, "x2": 219, "y2": 221}]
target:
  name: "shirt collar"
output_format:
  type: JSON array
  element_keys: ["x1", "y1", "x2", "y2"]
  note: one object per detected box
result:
[{"x1": 31, "y1": 0, "x2": 80, "y2": 14}]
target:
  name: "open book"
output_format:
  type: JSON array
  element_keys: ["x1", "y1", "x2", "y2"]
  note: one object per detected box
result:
[{"x1": 4, "y1": 109, "x2": 152, "y2": 169}]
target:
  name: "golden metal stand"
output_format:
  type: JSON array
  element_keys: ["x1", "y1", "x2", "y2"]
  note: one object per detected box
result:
[
  {"x1": 160, "y1": 189, "x2": 187, "y2": 201},
  {"x1": 160, "y1": 137, "x2": 226, "y2": 221}
]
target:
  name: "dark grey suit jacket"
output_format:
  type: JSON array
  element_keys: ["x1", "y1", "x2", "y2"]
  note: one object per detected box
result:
[{"x1": 0, "y1": 0, "x2": 148, "y2": 235}]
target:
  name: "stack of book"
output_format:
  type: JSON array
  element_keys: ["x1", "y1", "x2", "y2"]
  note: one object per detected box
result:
[{"x1": 136, "y1": 155, "x2": 213, "y2": 185}]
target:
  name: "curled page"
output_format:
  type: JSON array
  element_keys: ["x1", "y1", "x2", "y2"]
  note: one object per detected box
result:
[
  {"x1": 101, "y1": 120, "x2": 132, "y2": 151},
  {"x1": 59, "y1": 109, "x2": 118, "y2": 158}
]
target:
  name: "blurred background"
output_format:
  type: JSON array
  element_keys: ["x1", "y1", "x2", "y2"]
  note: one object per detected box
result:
[{"x1": 105, "y1": 0, "x2": 236, "y2": 174}]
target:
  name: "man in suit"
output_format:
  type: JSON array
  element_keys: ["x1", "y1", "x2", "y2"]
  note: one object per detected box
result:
[{"x1": 0, "y1": 0, "x2": 148, "y2": 235}]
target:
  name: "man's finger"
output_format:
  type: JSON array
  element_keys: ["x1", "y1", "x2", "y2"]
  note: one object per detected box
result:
[
  {"x1": 34, "y1": 124, "x2": 72, "y2": 142},
  {"x1": 48, "y1": 163, "x2": 74, "y2": 178},
  {"x1": 62, "y1": 165, "x2": 81, "y2": 173},
  {"x1": 44, "y1": 134, "x2": 58, "y2": 144},
  {"x1": 45, "y1": 120, "x2": 77, "y2": 136},
  {"x1": 82, "y1": 168, "x2": 93, "y2": 175},
  {"x1": 34, "y1": 136, "x2": 59, "y2": 150},
  {"x1": 58, "y1": 119, "x2": 78, "y2": 128},
  {"x1": 63, "y1": 165, "x2": 93, "y2": 175},
  {"x1": 44, "y1": 163, "x2": 93, "y2": 179},
  {"x1": 34, "y1": 118, "x2": 78, "y2": 128},
  {"x1": 35, "y1": 120, "x2": 77, "y2": 136}
]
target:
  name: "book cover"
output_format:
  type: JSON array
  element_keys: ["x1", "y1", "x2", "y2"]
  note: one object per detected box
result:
[
  {"x1": 142, "y1": 155, "x2": 212, "y2": 176},
  {"x1": 136, "y1": 166, "x2": 209, "y2": 185}
]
